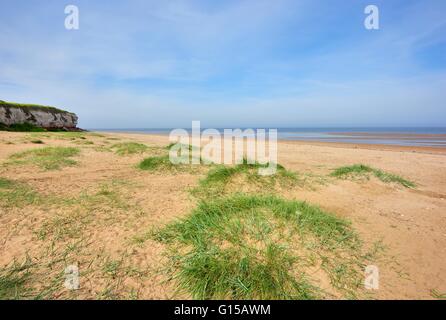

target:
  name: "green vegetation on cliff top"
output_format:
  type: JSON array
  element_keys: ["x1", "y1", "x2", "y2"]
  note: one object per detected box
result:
[{"x1": 0, "y1": 100, "x2": 71, "y2": 114}]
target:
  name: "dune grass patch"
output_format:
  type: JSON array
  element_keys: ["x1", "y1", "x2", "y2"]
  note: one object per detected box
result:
[
  {"x1": 26, "y1": 132, "x2": 51, "y2": 139},
  {"x1": 165, "y1": 142, "x2": 200, "y2": 151},
  {"x1": 0, "y1": 178, "x2": 40, "y2": 208},
  {"x1": 36, "y1": 181, "x2": 133, "y2": 242},
  {"x1": 138, "y1": 153, "x2": 206, "y2": 173},
  {"x1": 165, "y1": 143, "x2": 205, "y2": 161},
  {"x1": 27, "y1": 132, "x2": 99, "y2": 141},
  {"x1": 30, "y1": 139, "x2": 44, "y2": 144},
  {"x1": 0, "y1": 258, "x2": 34, "y2": 299},
  {"x1": 33, "y1": 132, "x2": 87, "y2": 140},
  {"x1": 111, "y1": 142, "x2": 148, "y2": 155},
  {"x1": 0, "y1": 240, "x2": 91, "y2": 300},
  {"x1": 7, "y1": 147, "x2": 80, "y2": 170},
  {"x1": 74, "y1": 140, "x2": 94, "y2": 145},
  {"x1": 431, "y1": 289, "x2": 446, "y2": 299},
  {"x1": 331, "y1": 164, "x2": 415, "y2": 188},
  {"x1": 138, "y1": 155, "x2": 175, "y2": 171},
  {"x1": 192, "y1": 159, "x2": 298, "y2": 198},
  {"x1": 86, "y1": 132, "x2": 105, "y2": 138},
  {"x1": 152, "y1": 193, "x2": 364, "y2": 299}
]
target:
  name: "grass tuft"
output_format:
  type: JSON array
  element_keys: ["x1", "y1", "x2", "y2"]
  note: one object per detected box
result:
[
  {"x1": 0, "y1": 258, "x2": 34, "y2": 299},
  {"x1": 138, "y1": 154, "x2": 205, "y2": 173},
  {"x1": 0, "y1": 178, "x2": 40, "y2": 208},
  {"x1": 138, "y1": 155, "x2": 175, "y2": 171},
  {"x1": 192, "y1": 159, "x2": 298, "y2": 198},
  {"x1": 165, "y1": 142, "x2": 199, "y2": 151},
  {"x1": 431, "y1": 289, "x2": 446, "y2": 299},
  {"x1": 30, "y1": 139, "x2": 44, "y2": 144},
  {"x1": 36, "y1": 182, "x2": 131, "y2": 241},
  {"x1": 331, "y1": 164, "x2": 415, "y2": 188},
  {"x1": 111, "y1": 142, "x2": 148, "y2": 155},
  {"x1": 152, "y1": 193, "x2": 363, "y2": 299},
  {"x1": 8, "y1": 146, "x2": 80, "y2": 170}
]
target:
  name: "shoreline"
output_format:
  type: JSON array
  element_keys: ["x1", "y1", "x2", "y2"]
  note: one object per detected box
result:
[
  {"x1": 97, "y1": 131, "x2": 446, "y2": 155},
  {"x1": 329, "y1": 132, "x2": 446, "y2": 139},
  {"x1": 279, "y1": 139, "x2": 446, "y2": 155}
]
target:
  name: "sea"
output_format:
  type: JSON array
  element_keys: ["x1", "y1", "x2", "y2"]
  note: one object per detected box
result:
[{"x1": 90, "y1": 127, "x2": 446, "y2": 148}]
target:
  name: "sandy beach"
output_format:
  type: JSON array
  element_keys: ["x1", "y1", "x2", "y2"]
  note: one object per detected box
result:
[{"x1": 1, "y1": 130, "x2": 445, "y2": 299}]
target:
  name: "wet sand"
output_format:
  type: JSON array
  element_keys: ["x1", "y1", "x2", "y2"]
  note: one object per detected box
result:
[{"x1": 280, "y1": 139, "x2": 446, "y2": 155}]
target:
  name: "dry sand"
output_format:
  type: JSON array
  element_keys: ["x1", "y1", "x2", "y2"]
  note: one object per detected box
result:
[{"x1": 0, "y1": 131, "x2": 445, "y2": 299}]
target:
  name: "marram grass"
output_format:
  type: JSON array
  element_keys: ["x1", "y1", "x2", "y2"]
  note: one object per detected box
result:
[
  {"x1": 192, "y1": 158, "x2": 299, "y2": 198},
  {"x1": 152, "y1": 193, "x2": 364, "y2": 299},
  {"x1": 0, "y1": 178, "x2": 40, "y2": 208},
  {"x1": 331, "y1": 164, "x2": 415, "y2": 188},
  {"x1": 111, "y1": 142, "x2": 148, "y2": 155},
  {"x1": 7, "y1": 147, "x2": 80, "y2": 170}
]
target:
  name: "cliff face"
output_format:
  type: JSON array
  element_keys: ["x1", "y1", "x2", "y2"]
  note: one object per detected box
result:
[{"x1": 0, "y1": 101, "x2": 78, "y2": 129}]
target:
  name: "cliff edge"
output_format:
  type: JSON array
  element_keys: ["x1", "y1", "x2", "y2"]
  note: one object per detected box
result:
[{"x1": 0, "y1": 100, "x2": 79, "y2": 130}]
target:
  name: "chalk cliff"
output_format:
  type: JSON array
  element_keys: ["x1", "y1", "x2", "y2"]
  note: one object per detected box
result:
[{"x1": 0, "y1": 100, "x2": 78, "y2": 129}]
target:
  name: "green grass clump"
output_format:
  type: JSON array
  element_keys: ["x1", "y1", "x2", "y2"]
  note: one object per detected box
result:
[
  {"x1": 0, "y1": 177, "x2": 15, "y2": 189},
  {"x1": 74, "y1": 140, "x2": 94, "y2": 145},
  {"x1": 0, "y1": 244, "x2": 87, "y2": 300},
  {"x1": 138, "y1": 154, "x2": 204, "y2": 173},
  {"x1": 51, "y1": 132, "x2": 86, "y2": 140},
  {"x1": 192, "y1": 159, "x2": 298, "y2": 198},
  {"x1": 8, "y1": 147, "x2": 80, "y2": 170},
  {"x1": 112, "y1": 142, "x2": 148, "y2": 155},
  {"x1": 431, "y1": 289, "x2": 446, "y2": 299},
  {"x1": 165, "y1": 142, "x2": 200, "y2": 152},
  {"x1": 331, "y1": 164, "x2": 415, "y2": 188},
  {"x1": 138, "y1": 155, "x2": 174, "y2": 171},
  {"x1": 0, "y1": 258, "x2": 34, "y2": 299},
  {"x1": 0, "y1": 178, "x2": 39, "y2": 208},
  {"x1": 152, "y1": 194, "x2": 362, "y2": 299},
  {"x1": 166, "y1": 143, "x2": 205, "y2": 163},
  {"x1": 36, "y1": 182, "x2": 131, "y2": 241},
  {"x1": 30, "y1": 140, "x2": 44, "y2": 144}
]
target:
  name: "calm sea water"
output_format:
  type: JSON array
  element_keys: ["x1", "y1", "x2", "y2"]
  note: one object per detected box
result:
[{"x1": 91, "y1": 127, "x2": 446, "y2": 148}]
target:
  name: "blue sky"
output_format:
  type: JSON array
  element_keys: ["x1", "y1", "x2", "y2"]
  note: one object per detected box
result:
[{"x1": 0, "y1": 0, "x2": 445, "y2": 128}]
